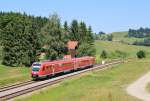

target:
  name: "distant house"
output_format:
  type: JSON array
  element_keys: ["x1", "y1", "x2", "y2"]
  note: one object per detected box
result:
[{"x1": 67, "y1": 41, "x2": 78, "y2": 58}]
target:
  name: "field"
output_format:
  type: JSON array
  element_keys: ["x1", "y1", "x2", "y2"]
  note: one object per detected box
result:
[
  {"x1": 0, "y1": 46, "x2": 2, "y2": 62},
  {"x1": 112, "y1": 31, "x2": 144, "y2": 44},
  {"x1": 16, "y1": 59, "x2": 150, "y2": 101},
  {"x1": 95, "y1": 40, "x2": 150, "y2": 62},
  {"x1": 0, "y1": 65, "x2": 30, "y2": 87},
  {"x1": 0, "y1": 39, "x2": 150, "y2": 86}
]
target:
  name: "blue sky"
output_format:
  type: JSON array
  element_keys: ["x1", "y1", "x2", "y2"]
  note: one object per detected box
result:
[{"x1": 0, "y1": 0, "x2": 150, "y2": 33}]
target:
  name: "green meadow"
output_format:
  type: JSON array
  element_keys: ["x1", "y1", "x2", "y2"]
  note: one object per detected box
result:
[
  {"x1": 16, "y1": 59, "x2": 150, "y2": 101},
  {"x1": 1, "y1": 38, "x2": 150, "y2": 86},
  {"x1": 0, "y1": 65, "x2": 30, "y2": 87}
]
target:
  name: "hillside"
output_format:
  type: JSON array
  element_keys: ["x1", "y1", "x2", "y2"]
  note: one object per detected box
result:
[
  {"x1": 95, "y1": 40, "x2": 150, "y2": 62},
  {"x1": 111, "y1": 31, "x2": 144, "y2": 44},
  {"x1": 1, "y1": 39, "x2": 150, "y2": 86},
  {"x1": 15, "y1": 40, "x2": 150, "y2": 101},
  {"x1": 16, "y1": 59, "x2": 150, "y2": 101}
]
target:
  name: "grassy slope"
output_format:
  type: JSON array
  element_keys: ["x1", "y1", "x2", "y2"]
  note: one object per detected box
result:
[
  {"x1": 112, "y1": 31, "x2": 144, "y2": 44},
  {"x1": 15, "y1": 40, "x2": 150, "y2": 101},
  {"x1": 1, "y1": 40, "x2": 150, "y2": 86},
  {"x1": 95, "y1": 40, "x2": 150, "y2": 62},
  {"x1": 0, "y1": 46, "x2": 2, "y2": 62},
  {"x1": 0, "y1": 65, "x2": 31, "y2": 87},
  {"x1": 16, "y1": 59, "x2": 150, "y2": 101}
]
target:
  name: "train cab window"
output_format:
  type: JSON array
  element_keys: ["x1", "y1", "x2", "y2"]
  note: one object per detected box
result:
[
  {"x1": 32, "y1": 68, "x2": 39, "y2": 71},
  {"x1": 32, "y1": 63, "x2": 41, "y2": 72}
]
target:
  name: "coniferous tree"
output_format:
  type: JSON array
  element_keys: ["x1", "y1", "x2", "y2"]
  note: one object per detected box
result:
[
  {"x1": 0, "y1": 12, "x2": 96, "y2": 66},
  {"x1": 41, "y1": 14, "x2": 66, "y2": 60},
  {"x1": 70, "y1": 20, "x2": 79, "y2": 41},
  {"x1": 0, "y1": 12, "x2": 47, "y2": 66}
]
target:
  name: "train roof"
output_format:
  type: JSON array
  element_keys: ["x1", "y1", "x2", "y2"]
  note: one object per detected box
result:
[{"x1": 40, "y1": 56, "x2": 94, "y2": 65}]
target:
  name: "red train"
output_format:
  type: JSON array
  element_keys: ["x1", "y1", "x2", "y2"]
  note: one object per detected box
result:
[{"x1": 31, "y1": 56, "x2": 95, "y2": 79}]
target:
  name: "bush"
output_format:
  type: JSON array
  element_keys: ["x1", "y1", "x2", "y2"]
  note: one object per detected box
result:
[
  {"x1": 137, "y1": 50, "x2": 145, "y2": 59},
  {"x1": 100, "y1": 50, "x2": 107, "y2": 59},
  {"x1": 107, "y1": 34, "x2": 113, "y2": 41},
  {"x1": 115, "y1": 50, "x2": 127, "y2": 58}
]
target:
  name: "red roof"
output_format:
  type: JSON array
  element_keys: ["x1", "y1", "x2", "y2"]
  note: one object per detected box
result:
[{"x1": 67, "y1": 41, "x2": 78, "y2": 49}]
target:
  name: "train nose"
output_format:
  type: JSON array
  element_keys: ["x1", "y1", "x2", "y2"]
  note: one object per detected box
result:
[
  {"x1": 32, "y1": 74, "x2": 38, "y2": 78},
  {"x1": 32, "y1": 72, "x2": 38, "y2": 78}
]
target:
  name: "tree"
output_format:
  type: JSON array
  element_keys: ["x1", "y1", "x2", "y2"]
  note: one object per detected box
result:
[
  {"x1": 41, "y1": 14, "x2": 66, "y2": 60},
  {"x1": 100, "y1": 50, "x2": 107, "y2": 59},
  {"x1": 107, "y1": 34, "x2": 113, "y2": 41},
  {"x1": 62, "y1": 21, "x2": 69, "y2": 44},
  {"x1": 70, "y1": 20, "x2": 79, "y2": 41},
  {"x1": 64, "y1": 21, "x2": 68, "y2": 32},
  {"x1": 0, "y1": 12, "x2": 96, "y2": 66},
  {"x1": 0, "y1": 12, "x2": 47, "y2": 66},
  {"x1": 99, "y1": 31, "x2": 105, "y2": 35},
  {"x1": 128, "y1": 27, "x2": 150, "y2": 38},
  {"x1": 77, "y1": 43, "x2": 95, "y2": 57},
  {"x1": 137, "y1": 50, "x2": 145, "y2": 59}
]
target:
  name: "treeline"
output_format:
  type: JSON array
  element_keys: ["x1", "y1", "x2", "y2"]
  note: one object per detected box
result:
[
  {"x1": 128, "y1": 27, "x2": 150, "y2": 38},
  {"x1": 128, "y1": 27, "x2": 150, "y2": 46},
  {"x1": 0, "y1": 12, "x2": 95, "y2": 66},
  {"x1": 0, "y1": 12, "x2": 48, "y2": 66},
  {"x1": 133, "y1": 38, "x2": 150, "y2": 46},
  {"x1": 94, "y1": 32, "x2": 113, "y2": 41}
]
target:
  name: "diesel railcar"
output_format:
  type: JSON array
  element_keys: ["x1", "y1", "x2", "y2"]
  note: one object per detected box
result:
[{"x1": 31, "y1": 56, "x2": 95, "y2": 79}]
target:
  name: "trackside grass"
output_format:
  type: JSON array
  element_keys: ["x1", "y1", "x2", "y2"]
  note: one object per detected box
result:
[
  {"x1": 0, "y1": 65, "x2": 31, "y2": 87},
  {"x1": 16, "y1": 59, "x2": 150, "y2": 101},
  {"x1": 146, "y1": 83, "x2": 150, "y2": 92},
  {"x1": 0, "y1": 40, "x2": 150, "y2": 87}
]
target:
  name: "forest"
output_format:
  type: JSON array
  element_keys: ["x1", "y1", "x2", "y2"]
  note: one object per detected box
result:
[
  {"x1": 0, "y1": 12, "x2": 95, "y2": 66},
  {"x1": 128, "y1": 27, "x2": 150, "y2": 38}
]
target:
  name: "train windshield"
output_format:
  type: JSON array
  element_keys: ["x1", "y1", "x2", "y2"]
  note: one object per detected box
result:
[{"x1": 32, "y1": 63, "x2": 41, "y2": 71}]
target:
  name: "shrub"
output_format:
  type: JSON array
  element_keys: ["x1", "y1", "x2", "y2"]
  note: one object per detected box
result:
[
  {"x1": 100, "y1": 50, "x2": 107, "y2": 59},
  {"x1": 137, "y1": 50, "x2": 146, "y2": 59},
  {"x1": 115, "y1": 50, "x2": 127, "y2": 58},
  {"x1": 107, "y1": 34, "x2": 113, "y2": 41}
]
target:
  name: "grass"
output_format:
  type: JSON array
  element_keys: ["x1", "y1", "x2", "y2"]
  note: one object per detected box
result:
[
  {"x1": 16, "y1": 58, "x2": 150, "y2": 101},
  {"x1": 0, "y1": 46, "x2": 31, "y2": 86},
  {"x1": 0, "y1": 40, "x2": 150, "y2": 86},
  {"x1": 95, "y1": 40, "x2": 150, "y2": 61},
  {"x1": 111, "y1": 31, "x2": 145, "y2": 44},
  {"x1": 0, "y1": 46, "x2": 2, "y2": 61},
  {"x1": 146, "y1": 83, "x2": 150, "y2": 92},
  {"x1": 0, "y1": 65, "x2": 31, "y2": 87}
]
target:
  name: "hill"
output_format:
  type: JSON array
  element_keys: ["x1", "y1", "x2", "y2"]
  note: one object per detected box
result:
[
  {"x1": 111, "y1": 31, "x2": 144, "y2": 44},
  {"x1": 15, "y1": 40, "x2": 150, "y2": 101},
  {"x1": 16, "y1": 58, "x2": 150, "y2": 101},
  {"x1": 1, "y1": 40, "x2": 150, "y2": 86},
  {"x1": 95, "y1": 40, "x2": 150, "y2": 62}
]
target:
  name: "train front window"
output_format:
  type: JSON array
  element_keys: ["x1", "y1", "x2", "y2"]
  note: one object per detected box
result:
[
  {"x1": 32, "y1": 63, "x2": 41, "y2": 71},
  {"x1": 32, "y1": 68, "x2": 39, "y2": 71}
]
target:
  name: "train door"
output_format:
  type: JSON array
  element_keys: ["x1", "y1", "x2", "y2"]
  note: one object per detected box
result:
[{"x1": 74, "y1": 58, "x2": 78, "y2": 70}]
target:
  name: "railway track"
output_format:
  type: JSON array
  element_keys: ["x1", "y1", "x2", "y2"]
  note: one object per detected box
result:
[
  {"x1": 0, "y1": 80, "x2": 35, "y2": 92},
  {"x1": 0, "y1": 59, "x2": 124, "y2": 101}
]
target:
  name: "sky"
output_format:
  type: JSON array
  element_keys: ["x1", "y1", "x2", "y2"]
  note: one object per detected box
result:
[{"x1": 0, "y1": 0, "x2": 150, "y2": 33}]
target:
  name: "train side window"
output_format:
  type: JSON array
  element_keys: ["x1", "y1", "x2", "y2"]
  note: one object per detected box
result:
[
  {"x1": 49, "y1": 66, "x2": 52, "y2": 69},
  {"x1": 42, "y1": 67, "x2": 45, "y2": 71},
  {"x1": 46, "y1": 66, "x2": 49, "y2": 70}
]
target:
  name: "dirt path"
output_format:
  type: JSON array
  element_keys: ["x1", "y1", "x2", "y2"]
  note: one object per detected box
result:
[{"x1": 126, "y1": 71, "x2": 150, "y2": 101}]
